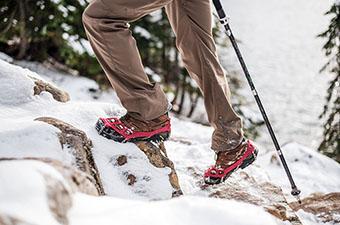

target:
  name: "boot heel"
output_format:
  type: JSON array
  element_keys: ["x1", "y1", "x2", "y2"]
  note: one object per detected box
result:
[{"x1": 240, "y1": 148, "x2": 258, "y2": 169}]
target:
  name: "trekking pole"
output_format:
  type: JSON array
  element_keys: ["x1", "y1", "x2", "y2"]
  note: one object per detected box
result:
[{"x1": 212, "y1": 0, "x2": 301, "y2": 202}]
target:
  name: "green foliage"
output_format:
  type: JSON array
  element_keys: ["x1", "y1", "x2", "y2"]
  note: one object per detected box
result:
[
  {"x1": 0, "y1": 0, "x2": 88, "y2": 60},
  {"x1": 318, "y1": 2, "x2": 340, "y2": 162}
]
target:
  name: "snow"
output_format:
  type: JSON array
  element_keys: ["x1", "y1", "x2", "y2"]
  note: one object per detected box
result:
[
  {"x1": 14, "y1": 59, "x2": 119, "y2": 103},
  {"x1": 260, "y1": 142, "x2": 340, "y2": 199},
  {"x1": 0, "y1": 57, "x2": 278, "y2": 224},
  {"x1": 145, "y1": 66, "x2": 162, "y2": 82},
  {"x1": 0, "y1": 57, "x2": 339, "y2": 224},
  {"x1": 0, "y1": 59, "x2": 172, "y2": 200},
  {"x1": 149, "y1": 10, "x2": 163, "y2": 22},
  {"x1": 0, "y1": 160, "x2": 68, "y2": 225},
  {"x1": 0, "y1": 0, "x2": 338, "y2": 223},
  {"x1": 0, "y1": 52, "x2": 13, "y2": 63},
  {"x1": 70, "y1": 194, "x2": 278, "y2": 225},
  {"x1": 68, "y1": 38, "x2": 95, "y2": 56},
  {"x1": 0, "y1": 120, "x2": 65, "y2": 161},
  {"x1": 0, "y1": 60, "x2": 36, "y2": 105},
  {"x1": 134, "y1": 26, "x2": 152, "y2": 39},
  {"x1": 167, "y1": 117, "x2": 340, "y2": 201}
]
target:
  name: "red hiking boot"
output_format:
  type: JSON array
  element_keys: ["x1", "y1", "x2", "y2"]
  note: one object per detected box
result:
[
  {"x1": 95, "y1": 112, "x2": 171, "y2": 143},
  {"x1": 204, "y1": 139, "x2": 258, "y2": 185}
]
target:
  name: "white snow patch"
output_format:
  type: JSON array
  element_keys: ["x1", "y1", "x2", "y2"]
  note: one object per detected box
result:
[
  {"x1": 260, "y1": 142, "x2": 340, "y2": 199},
  {"x1": 134, "y1": 26, "x2": 152, "y2": 39},
  {"x1": 70, "y1": 194, "x2": 278, "y2": 225},
  {"x1": 0, "y1": 60, "x2": 36, "y2": 105},
  {"x1": 0, "y1": 52, "x2": 13, "y2": 63},
  {"x1": 0, "y1": 160, "x2": 69, "y2": 225}
]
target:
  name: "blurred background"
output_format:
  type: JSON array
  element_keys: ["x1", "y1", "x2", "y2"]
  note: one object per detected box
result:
[{"x1": 0, "y1": 0, "x2": 338, "y2": 162}]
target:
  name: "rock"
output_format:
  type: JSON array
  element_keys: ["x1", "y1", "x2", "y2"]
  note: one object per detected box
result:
[
  {"x1": 35, "y1": 117, "x2": 105, "y2": 195},
  {"x1": 290, "y1": 192, "x2": 340, "y2": 224},
  {"x1": 0, "y1": 157, "x2": 98, "y2": 194},
  {"x1": 127, "y1": 174, "x2": 137, "y2": 186},
  {"x1": 42, "y1": 172, "x2": 72, "y2": 225},
  {"x1": 28, "y1": 76, "x2": 70, "y2": 102},
  {"x1": 39, "y1": 158, "x2": 99, "y2": 196},
  {"x1": 116, "y1": 155, "x2": 127, "y2": 166},
  {"x1": 0, "y1": 157, "x2": 102, "y2": 225},
  {"x1": 136, "y1": 141, "x2": 183, "y2": 197},
  {"x1": 190, "y1": 169, "x2": 303, "y2": 225}
]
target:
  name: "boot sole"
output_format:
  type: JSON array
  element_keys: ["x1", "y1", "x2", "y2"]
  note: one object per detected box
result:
[{"x1": 95, "y1": 119, "x2": 170, "y2": 143}]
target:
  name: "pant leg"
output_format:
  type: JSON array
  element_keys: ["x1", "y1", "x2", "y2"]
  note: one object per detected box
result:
[
  {"x1": 165, "y1": 0, "x2": 244, "y2": 152},
  {"x1": 82, "y1": 0, "x2": 172, "y2": 121}
]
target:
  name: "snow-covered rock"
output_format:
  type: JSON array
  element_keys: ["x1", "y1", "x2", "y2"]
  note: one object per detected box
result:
[
  {"x1": 35, "y1": 117, "x2": 104, "y2": 195},
  {"x1": 290, "y1": 192, "x2": 340, "y2": 224},
  {"x1": 0, "y1": 59, "x2": 179, "y2": 200},
  {"x1": 0, "y1": 160, "x2": 73, "y2": 225},
  {"x1": 32, "y1": 77, "x2": 70, "y2": 102}
]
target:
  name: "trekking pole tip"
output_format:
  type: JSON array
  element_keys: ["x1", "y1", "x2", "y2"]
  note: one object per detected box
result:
[{"x1": 291, "y1": 187, "x2": 302, "y2": 204}]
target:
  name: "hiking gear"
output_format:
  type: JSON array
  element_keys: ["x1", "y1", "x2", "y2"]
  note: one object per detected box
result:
[
  {"x1": 83, "y1": 0, "x2": 243, "y2": 152},
  {"x1": 212, "y1": 0, "x2": 301, "y2": 201},
  {"x1": 95, "y1": 113, "x2": 171, "y2": 143},
  {"x1": 204, "y1": 139, "x2": 258, "y2": 184}
]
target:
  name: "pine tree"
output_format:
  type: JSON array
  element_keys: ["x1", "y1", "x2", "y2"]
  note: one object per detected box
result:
[
  {"x1": 0, "y1": 0, "x2": 103, "y2": 77},
  {"x1": 318, "y1": 1, "x2": 340, "y2": 162}
]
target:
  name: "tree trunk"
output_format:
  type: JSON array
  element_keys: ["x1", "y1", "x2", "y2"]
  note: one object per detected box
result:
[
  {"x1": 17, "y1": 0, "x2": 28, "y2": 59},
  {"x1": 187, "y1": 92, "x2": 200, "y2": 118},
  {"x1": 177, "y1": 77, "x2": 186, "y2": 115},
  {"x1": 171, "y1": 49, "x2": 180, "y2": 107}
]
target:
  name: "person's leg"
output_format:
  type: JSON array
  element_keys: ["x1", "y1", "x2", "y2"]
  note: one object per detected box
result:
[
  {"x1": 82, "y1": 0, "x2": 172, "y2": 121},
  {"x1": 165, "y1": 0, "x2": 243, "y2": 152}
]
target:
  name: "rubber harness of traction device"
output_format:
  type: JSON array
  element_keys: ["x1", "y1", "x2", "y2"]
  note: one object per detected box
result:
[
  {"x1": 204, "y1": 140, "x2": 257, "y2": 180},
  {"x1": 98, "y1": 117, "x2": 171, "y2": 142}
]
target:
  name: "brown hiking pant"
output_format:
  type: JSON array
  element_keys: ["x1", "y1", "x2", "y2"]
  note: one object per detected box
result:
[{"x1": 82, "y1": 0, "x2": 243, "y2": 152}]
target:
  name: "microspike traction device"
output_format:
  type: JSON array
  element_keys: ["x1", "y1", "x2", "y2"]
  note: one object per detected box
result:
[
  {"x1": 95, "y1": 117, "x2": 171, "y2": 143},
  {"x1": 204, "y1": 140, "x2": 259, "y2": 184}
]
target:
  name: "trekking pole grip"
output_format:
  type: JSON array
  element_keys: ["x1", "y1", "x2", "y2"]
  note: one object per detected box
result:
[{"x1": 212, "y1": 0, "x2": 226, "y2": 18}]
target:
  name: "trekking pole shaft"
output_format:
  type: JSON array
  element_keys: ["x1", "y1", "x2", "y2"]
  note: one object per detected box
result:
[{"x1": 212, "y1": 0, "x2": 301, "y2": 197}]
